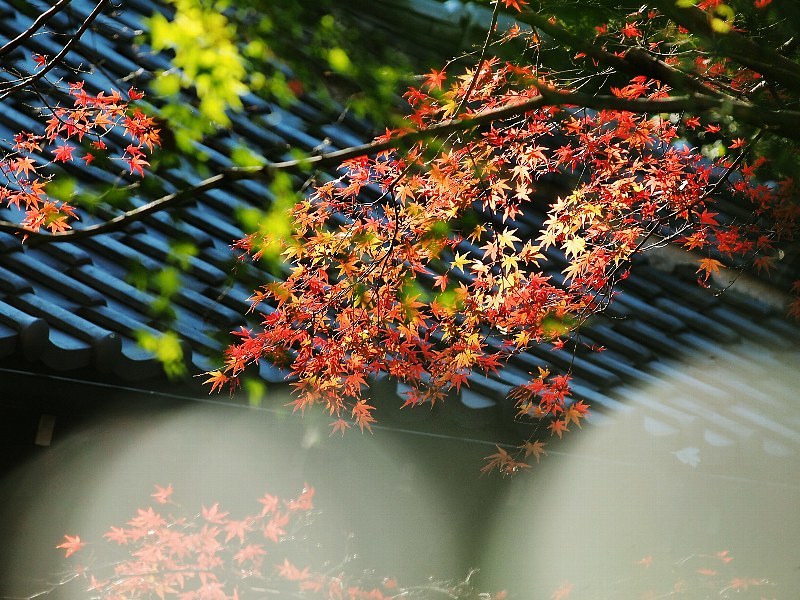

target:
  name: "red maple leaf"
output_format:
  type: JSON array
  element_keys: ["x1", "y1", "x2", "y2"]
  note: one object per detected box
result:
[
  {"x1": 52, "y1": 143, "x2": 75, "y2": 163},
  {"x1": 423, "y1": 68, "x2": 447, "y2": 90},
  {"x1": 126, "y1": 154, "x2": 149, "y2": 177},
  {"x1": 501, "y1": 0, "x2": 528, "y2": 12}
]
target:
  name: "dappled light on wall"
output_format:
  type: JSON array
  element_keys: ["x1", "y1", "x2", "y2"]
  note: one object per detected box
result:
[{"x1": 482, "y1": 342, "x2": 800, "y2": 597}]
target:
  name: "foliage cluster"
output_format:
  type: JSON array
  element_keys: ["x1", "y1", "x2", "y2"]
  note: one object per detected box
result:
[{"x1": 1, "y1": 0, "x2": 799, "y2": 472}]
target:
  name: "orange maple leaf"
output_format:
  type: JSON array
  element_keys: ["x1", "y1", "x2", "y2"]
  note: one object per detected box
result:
[
  {"x1": 522, "y1": 440, "x2": 547, "y2": 463},
  {"x1": 696, "y1": 257, "x2": 723, "y2": 280},
  {"x1": 202, "y1": 502, "x2": 229, "y2": 524},
  {"x1": 57, "y1": 534, "x2": 84, "y2": 557},
  {"x1": 351, "y1": 401, "x2": 376, "y2": 432},
  {"x1": 151, "y1": 483, "x2": 173, "y2": 504},
  {"x1": 481, "y1": 445, "x2": 512, "y2": 476},
  {"x1": 551, "y1": 581, "x2": 573, "y2": 600},
  {"x1": 13, "y1": 156, "x2": 37, "y2": 177},
  {"x1": 548, "y1": 418, "x2": 569, "y2": 438},
  {"x1": 203, "y1": 370, "x2": 228, "y2": 393},
  {"x1": 329, "y1": 418, "x2": 352, "y2": 437}
]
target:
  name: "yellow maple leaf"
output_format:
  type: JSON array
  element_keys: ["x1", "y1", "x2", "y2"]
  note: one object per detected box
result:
[
  {"x1": 563, "y1": 235, "x2": 586, "y2": 259},
  {"x1": 450, "y1": 251, "x2": 470, "y2": 272}
]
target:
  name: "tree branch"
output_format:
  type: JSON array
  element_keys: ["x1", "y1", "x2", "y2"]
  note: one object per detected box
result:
[
  {"x1": 0, "y1": 0, "x2": 111, "y2": 101},
  {"x1": 514, "y1": 8, "x2": 732, "y2": 100},
  {"x1": 0, "y1": 0, "x2": 73, "y2": 59},
  {"x1": 651, "y1": 0, "x2": 800, "y2": 93},
  {"x1": 4, "y1": 85, "x2": 799, "y2": 244}
]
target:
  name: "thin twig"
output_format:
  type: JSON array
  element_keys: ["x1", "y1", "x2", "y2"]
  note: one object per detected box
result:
[
  {"x1": 0, "y1": 0, "x2": 73, "y2": 58},
  {"x1": 2, "y1": 86, "x2": 794, "y2": 243},
  {"x1": 0, "y1": 0, "x2": 112, "y2": 100}
]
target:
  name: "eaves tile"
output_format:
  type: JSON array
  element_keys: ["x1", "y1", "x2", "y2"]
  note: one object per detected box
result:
[
  {"x1": 0, "y1": 265, "x2": 34, "y2": 295},
  {"x1": 612, "y1": 293, "x2": 686, "y2": 332},
  {"x1": 38, "y1": 327, "x2": 94, "y2": 372},
  {"x1": 37, "y1": 243, "x2": 93, "y2": 267},
  {"x1": 181, "y1": 205, "x2": 248, "y2": 242},
  {"x1": 142, "y1": 210, "x2": 216, "y2": 249},
  {"x1": 729, "y1": 403, "x2": 800, "y2": 444},
  {"x1": 569, "y1": 382, "x2": 634, "y2": 414},
  {"x1": 76, "y1": 305, "x2": 167, "y2": 379},
  {"x1": 653, "y1": 297, "x2": 740, "y2": 344},
  {"x1": 71, "y1": 264, "x2": 156, "y2": 314},
  {"x1": 167, "y1": 315, "x2": 224, "y2": 358},
  {"x1": 0, "y1": 322, "x2": 16, "y2": 357},
  {"x1": 580, "y1": 349, "x2": 662, "y2": 388},
  {"x1": 579, "y1": 322, "x2": 655, "y2": 364},
  {"x1": 667, "y1": 394, "x2": 757, "y2": 440},
  {"x1": 82, "y1": 236, "x2": 163, "y2": 273},
  {"x1": 0, "y1": 233, "x2": 21, "y2": 253},
  {"x1": 3, "y1": 252, "x2": 107, "y2": 307},
  {"x1": 615, "y1": 384, "x2": 697, "y2": 427},
  {"x1": 634, "y1": 266, "x2": 719, "y2": 309},
  {"x1": 613, "y1": 319, "x2": 687, "y2": 357},
  {"x1": 676, "y1": 332, "x2": 759, "y2": 372},
  {"x1": 113, "y1": 336, "x2": 166, "y2": 380},
  {"x1": 8, "y1": 293, "x2": 121, "y2": 372},
  {"x1": 123, "y1": 233, "x2": 228, "y2": 286},
  {"x1": 523, "y1": 343, "x2": 622, "y2": 390},
  {"x1": 0, "y1": 299, "x2": 48, "y2": 360},
  {"x1": 172, "y1": 287, "x2": 243, "y2": 327},
  {"x1": 707, "y1": 305, "x2": 793, "y2": 348},
  {"x1": 645, "y1": 360, "x2": 728, "y2": 404}
]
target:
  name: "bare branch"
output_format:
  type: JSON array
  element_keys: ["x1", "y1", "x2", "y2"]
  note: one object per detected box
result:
[
  {"x1": 0, "y1": 0, "x2": 112, "y2": 101},
  {"x1": 651, "y1": 0, "x2": 800, "y2": 93},
  {"x1": 456, "y1": 0, "x2": 501, "y2": 116},
  {"x1": 3, "y1": 83, "x2": 799, "y2": 244},
  {"x1": 0, "y1": 0, "x2": 73, "y2": 58}
]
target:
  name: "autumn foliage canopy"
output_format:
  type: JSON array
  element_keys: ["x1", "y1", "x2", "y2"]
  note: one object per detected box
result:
[{"x1": 3, "y1": 0, "x2": 800, "y2": 472}]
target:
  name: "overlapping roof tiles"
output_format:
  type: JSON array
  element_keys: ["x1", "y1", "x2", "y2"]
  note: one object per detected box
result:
[{"x1": 0, "y1": 0, "x2": 798, "y2": 460}]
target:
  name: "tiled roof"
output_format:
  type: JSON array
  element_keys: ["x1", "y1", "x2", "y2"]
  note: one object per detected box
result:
[{"x1": 0, "y1": 0, "x2": 798, "y2": 460}]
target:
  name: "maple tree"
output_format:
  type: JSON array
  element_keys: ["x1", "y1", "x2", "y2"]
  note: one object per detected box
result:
[{"x1": 1, "y1": 0, "x2": 800, "y2": 471}]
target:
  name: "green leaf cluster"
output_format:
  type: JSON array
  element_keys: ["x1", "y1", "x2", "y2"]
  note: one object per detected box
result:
[{"x1": 147, "y1": 0, "x2": 248, "y2": 127}]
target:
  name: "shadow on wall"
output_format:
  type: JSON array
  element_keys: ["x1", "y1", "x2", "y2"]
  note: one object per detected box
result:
[{"x1": 481, "y1": 342, "x2": 800, "y2": 598}]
